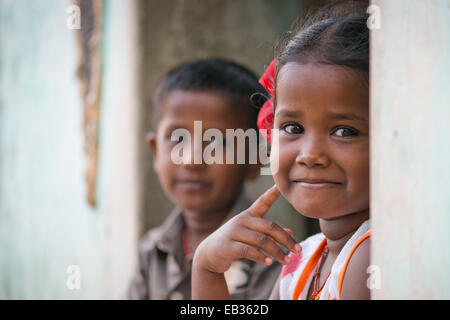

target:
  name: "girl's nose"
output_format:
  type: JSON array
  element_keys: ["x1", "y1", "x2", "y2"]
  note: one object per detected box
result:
[{"x1": 295, "y1": 136, "x2": 330, "y2": 168}]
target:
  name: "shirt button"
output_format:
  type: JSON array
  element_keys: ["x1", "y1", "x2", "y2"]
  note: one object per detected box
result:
[{"x1": 169, "y1": 291, "x2": 184, "y2": 300}]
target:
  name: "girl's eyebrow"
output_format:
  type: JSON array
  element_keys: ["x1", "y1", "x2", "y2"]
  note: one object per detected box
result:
[
  {"x1": 275, "y1": 109, "x2": 300, "y2": 118},
  {"x1": 326, "y1": 111, "x2": 368, "y2": 122},
  {"x1": 274, "y1": 109, "x2": 368, "y2": 122}
]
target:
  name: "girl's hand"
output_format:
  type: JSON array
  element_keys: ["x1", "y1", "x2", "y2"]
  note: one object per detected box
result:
[{"x1": 194, "y1": 185, "x2": 302, "y2": 274}]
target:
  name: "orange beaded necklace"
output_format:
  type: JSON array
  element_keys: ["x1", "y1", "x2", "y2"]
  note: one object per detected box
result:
[{"x1": 308, "y1": 244, "x2": 331, "y2": 300}]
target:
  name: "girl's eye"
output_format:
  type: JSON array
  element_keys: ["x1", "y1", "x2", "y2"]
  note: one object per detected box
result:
[
  {"x1": 333, "y1": 127, "x2": 359, "y2": 137},
  {"x1": 282, "y1": 124, "x2": 304, "y2": 135}
]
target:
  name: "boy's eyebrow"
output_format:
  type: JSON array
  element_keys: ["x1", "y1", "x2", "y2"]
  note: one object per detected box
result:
[
  {"x1": 163, "y1": 123, "x2": 185, "y2": 132},
  {"x1": 162, "y1": 123, "x2": 241, "y2": 133}
]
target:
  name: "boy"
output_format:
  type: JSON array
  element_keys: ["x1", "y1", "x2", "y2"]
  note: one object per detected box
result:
[{"x1": 128, "y1": 58, "x2": 281, "y2": 299}]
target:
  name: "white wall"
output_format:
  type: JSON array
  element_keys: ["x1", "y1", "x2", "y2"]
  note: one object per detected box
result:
[
  {"x1": 371, "y1": 0, "x2": 450, "y2": 299},
  {"x1": 0, "y1": 0, "x2": 139, "y2": 299}
]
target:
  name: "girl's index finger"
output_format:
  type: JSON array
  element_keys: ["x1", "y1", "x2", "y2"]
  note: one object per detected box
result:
[{"x1": 247, "y1": 185, "x2": 281, "y2": 218}]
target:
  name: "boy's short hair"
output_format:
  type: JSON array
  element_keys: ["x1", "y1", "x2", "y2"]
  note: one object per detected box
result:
[{"x1": 153, "y1": 58, "x2": 268, "y2": 131}]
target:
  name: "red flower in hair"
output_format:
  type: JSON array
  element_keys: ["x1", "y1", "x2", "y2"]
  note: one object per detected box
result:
[
  {"x1": 257, "y1": 59, "x2": 276, "y2": 143},
  {"x1": 257, "y1": 99, "x2": 274, "y2": 143},
  {"x1": 259, "y1": 59, "x2": 276, "y2": 96}
]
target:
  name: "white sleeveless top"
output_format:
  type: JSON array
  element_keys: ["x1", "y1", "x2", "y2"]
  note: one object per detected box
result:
[{"x1": 280, "y1": 220, "x2": 371, "y2": 300}]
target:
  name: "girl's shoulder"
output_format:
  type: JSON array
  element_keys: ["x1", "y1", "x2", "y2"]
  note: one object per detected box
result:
[
  {"x1": 324, "y1": 219, "x2": 371, "y2": 300},
  {"x1": 332, "y1": 219, "x2": 371, "y2": 276},
  {"x1": 339, "y1": 234, "x2": 370, "y2": 299},
  {"x1": 280, "y1": 220, "x2": 371, "y2": 300}
]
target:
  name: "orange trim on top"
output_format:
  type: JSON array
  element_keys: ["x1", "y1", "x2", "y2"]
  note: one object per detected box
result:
[
  {"x1": 292, "y1": 237, "x2": 327, "y2": 300},
  {"x1": 337, "y1": 231, "x2": 371, "y2": 299}
]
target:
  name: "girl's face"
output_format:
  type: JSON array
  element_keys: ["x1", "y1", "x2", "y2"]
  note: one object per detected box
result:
[{"x1": 271, "y1": 63, "x2": 369, "y2": 219}]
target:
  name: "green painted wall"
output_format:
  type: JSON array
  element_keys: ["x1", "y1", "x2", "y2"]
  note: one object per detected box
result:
[{"x1": 0, "y1": 0, "x2": 139, "y2": 299}]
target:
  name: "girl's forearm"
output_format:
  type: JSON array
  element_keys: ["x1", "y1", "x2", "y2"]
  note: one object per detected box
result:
[{"x1": 192, "y1": 256, "x2": 230, "y2": 300}]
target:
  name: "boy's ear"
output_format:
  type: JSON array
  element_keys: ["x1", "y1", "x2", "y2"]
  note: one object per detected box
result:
[
  {"x1": 245, "y1": 163, "x2": 261, "y2": 181},
  {"x1": 146, "y1": 132, "x2": 157, "y2": 156}
]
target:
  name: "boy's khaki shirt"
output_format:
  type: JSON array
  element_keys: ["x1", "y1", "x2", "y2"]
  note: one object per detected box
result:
[{"x1": 128, "y1": 193, "x2": 282, "y2": 300}]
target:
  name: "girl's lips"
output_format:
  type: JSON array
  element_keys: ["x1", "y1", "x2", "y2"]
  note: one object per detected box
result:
[{"x1": 293, "y1": 179, "x2": 343, "y2": 190}]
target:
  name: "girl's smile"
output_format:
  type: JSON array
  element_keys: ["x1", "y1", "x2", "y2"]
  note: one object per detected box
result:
[
  {"x1": 271, "y1": 62, "x2": 370, "y2": 220},
  {"x1": 293, "y1": 178, "x2": 344, "y2": 190}
]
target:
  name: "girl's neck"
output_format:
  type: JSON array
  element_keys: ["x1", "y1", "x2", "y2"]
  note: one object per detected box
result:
[{"x1": 319, "y1": 209, "x2": 370, "y2": 257}]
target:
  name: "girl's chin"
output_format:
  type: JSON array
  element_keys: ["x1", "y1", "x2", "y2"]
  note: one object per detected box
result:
[
  {"x1": 277, "y1": 188, "x2": 341, "y2": 218},
  {"x1": 290, "y1": 202, "x2": 340, "y2": 220}
]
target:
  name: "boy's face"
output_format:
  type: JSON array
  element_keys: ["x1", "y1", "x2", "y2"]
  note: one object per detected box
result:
[
  {"x1": 149, "y1": 90, "x2": 257, "y2": 214},
  {"x1": 271, "y1": 63, "x2": 370, "y2": 219}
]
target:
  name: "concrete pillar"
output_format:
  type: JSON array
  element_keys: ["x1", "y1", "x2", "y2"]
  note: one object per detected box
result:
[{"x1": 370, "y1": 0, "x2": 450, "y2": 299}]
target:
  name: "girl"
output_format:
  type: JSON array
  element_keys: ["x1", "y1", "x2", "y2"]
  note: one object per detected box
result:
[{"x1": 192, "y1": 1, "x2": 371, "y2": 300}]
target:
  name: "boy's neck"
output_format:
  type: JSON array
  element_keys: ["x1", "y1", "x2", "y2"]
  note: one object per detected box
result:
[
  {"x1": 183, "y1": 206, "x2": 230, "y2": 236},
  {"x1": 319, "y1": 210, "x2": 370, "y2": 257},
  {"x1": 183, "y1": 198, "x2": 238, "y2": 249}
]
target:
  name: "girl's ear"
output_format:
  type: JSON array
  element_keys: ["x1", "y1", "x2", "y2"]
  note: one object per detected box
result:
[{"x1": 146, "y1": 132, "x2": 157, "y2": 156}]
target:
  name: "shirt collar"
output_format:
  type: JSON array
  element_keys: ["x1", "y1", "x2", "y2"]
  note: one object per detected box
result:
[{"x1": 154, "y1": 192, "x2": 253, "y2": 255}]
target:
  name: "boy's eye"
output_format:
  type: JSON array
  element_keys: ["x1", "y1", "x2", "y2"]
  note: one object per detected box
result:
[
  {"x1": 282, "y1": 124, "x2": 304, "y2": 135},
  {"x1": 210, "y1": 136, "x2": 224, "y2": 143},
  {"x1": 209, "y1": 136, "x2": 227, "y2": 146},
  {"x1": 168, "y1": 134, "x2": 184, "y2": 143},
  {"x1": 333, "y1": 127, "x2": 359, "y2": 137},
  {"x1": 170, "y1": 135, "x2": 183, "y2": 142}
]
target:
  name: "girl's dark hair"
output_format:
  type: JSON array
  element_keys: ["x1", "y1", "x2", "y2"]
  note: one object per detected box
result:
[
  {"x1": 275, "y1": 0, "x2": 369, "y2": 104},
  {"x1": 153, "y1": 58, "x2": 268, "y2": 130}
]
